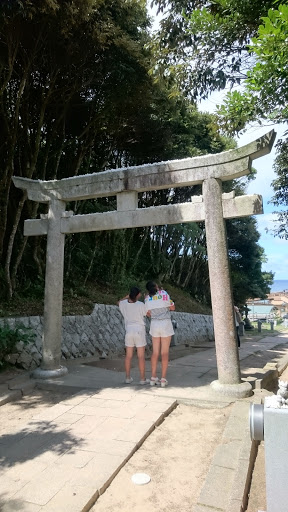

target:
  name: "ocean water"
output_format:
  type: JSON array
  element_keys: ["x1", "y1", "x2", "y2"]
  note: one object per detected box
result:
[{"x1": 270, "y1": 280, "x2": 288, "y2": 292}]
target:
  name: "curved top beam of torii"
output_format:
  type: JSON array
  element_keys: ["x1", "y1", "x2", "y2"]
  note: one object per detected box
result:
[{"x1": 13, "y1": 130, "x2": 276, "y2": 203}]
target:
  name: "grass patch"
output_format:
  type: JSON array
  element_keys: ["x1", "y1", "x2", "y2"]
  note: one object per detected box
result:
[
  {"x1": 0, "y1": 281, "x2": 212, "y2": 318},
  {"x1": 245, "y1": 321, "x2": 287, "y2": 337}
]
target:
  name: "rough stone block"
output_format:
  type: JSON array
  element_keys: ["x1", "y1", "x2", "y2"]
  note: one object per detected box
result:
[{"x1": 2, "y1": 308, "x2": 213, "y2": 369}]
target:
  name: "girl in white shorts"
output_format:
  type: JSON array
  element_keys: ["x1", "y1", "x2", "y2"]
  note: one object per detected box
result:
[
  {"x1": 118, "y1": 287, "x2": 149, "y2": 385},
  {"x1": 145, "y1": 281, "x2": 175, "y2": 387}
]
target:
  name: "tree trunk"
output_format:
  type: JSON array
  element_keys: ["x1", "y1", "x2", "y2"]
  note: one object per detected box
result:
[{"x1": 4, "y1": 190, "x2": 27, "y2": 298}]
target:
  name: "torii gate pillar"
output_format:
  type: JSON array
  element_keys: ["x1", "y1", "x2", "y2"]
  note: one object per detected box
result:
[
  {"x1": 203, "y1": 178, "x2": 250, "y2": 397},
  {"x1": 34, "y1": 198, "x2": 68, "y2": 378}
]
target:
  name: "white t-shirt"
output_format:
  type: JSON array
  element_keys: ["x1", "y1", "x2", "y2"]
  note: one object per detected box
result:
[
  {"x1": 119, "y1": 300, "x2": 146, "y2": 330},
  {"x1": 144, "y1": 289, "x2": 173, "y2": 311}
]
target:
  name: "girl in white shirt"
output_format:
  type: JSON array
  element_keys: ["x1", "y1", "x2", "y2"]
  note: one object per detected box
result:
[
  {"x1": 118, "y1": 287, "x2": 149, "y2": 385},
  {"x1": 145, "y1": 281, "x2": 175, "y2": 387}
]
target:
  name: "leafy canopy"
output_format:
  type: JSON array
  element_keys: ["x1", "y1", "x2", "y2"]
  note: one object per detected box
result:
[
  {"x1": 150, "y1": 0, "x2": 282, "y2": 99},
  {"x1": 217, "y1": 4, "x2": 288, "y2": 132},
  {"x1": 215, "y1": 4, "x2": 288, "y2": 238}
]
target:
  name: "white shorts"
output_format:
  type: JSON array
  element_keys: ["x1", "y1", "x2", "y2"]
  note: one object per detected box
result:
[
  {"x1": 125, "y1": 326, "x2": 146, "y2": 348},
  {"x1": 149, "y1": 319, "x2": 174, "y2": 338}
]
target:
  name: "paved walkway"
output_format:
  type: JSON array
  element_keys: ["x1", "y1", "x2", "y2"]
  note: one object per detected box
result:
[{"x1": 0, "y1": 332, "x2": 288, "y2": 512}]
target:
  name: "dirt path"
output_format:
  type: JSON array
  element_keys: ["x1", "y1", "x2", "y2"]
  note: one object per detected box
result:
[{"x1": 90, "y1": 403, "x2": 232, "y2": 512}]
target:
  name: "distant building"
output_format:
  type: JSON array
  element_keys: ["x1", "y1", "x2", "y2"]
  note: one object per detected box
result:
[
  {"x1": 267, "y1": 293, "x2": 288, "y2": 318},
  {"x1": 246, "y1": 291, "x2": 288, "y2": 321},
  {"x1": 246, "y1": 302, "x2": 276, "y2": 321}
]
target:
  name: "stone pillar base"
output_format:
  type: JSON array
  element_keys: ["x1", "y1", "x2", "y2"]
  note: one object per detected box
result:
[
  {"x1": 31, "y1": 365, "x2": 68, "y2": 380},
  {"x1": 211, "y1": 380, "x2": 252, "y2": 399}
]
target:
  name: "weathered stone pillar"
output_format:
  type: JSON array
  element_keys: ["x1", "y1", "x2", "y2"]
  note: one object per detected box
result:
[
  {"x1": 32, "y1": 198, "x2": 68, "y2": 378},
  {"x1": 203, "y1": 178, "x2": 251, "y2": 398}
]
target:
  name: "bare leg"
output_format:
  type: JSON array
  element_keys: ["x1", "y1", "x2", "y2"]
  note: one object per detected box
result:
[
  {"x1": 125, "y1": 346, "x2": 134, "y2": 378},
  {"x1": 160, "y1": 336, "x2": 171, "y2": 379},
  {"x1": 136, "y1": 346, "x2": 146, "y2": 380},
  {"x1": 151, "y1": 337, "x2": 161, "y2": 378}
]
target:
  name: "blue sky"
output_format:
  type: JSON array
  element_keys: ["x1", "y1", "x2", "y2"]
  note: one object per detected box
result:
[{"x1": 199, "y1": 93, "x2": 288, "y2": 280}]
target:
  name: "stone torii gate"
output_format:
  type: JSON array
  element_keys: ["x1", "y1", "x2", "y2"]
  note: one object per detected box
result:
[{"x1": 13, "y1": 130, "x2": 276, "y2": 398}]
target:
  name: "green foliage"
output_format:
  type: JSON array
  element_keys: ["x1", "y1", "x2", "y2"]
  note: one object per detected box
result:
[
  {"x1": 216, "y1": 91, "x2": 259, "y2": 135},
  {"x1": 217, "y1": 4, "x2": 288, "y2": 131},
  {"x1": 269, "y1": 138, "x2": 288, "y2": 239},
  {"x1": 150, "y1": 0, "x2": 282, "y2": 98},
  {"x1": 0, "y1": 323, "x2": 35, "y2": 367},
  {"x1": 151, "y1": 0, "x2": 287, "y2": 240},
  {"x1": 0, "y1": 0, "x2": 152, "y2": 297},
  {"x1": 227, "y1": 214, "x2": 273, "y2": 305},
  {"x1": 0, "y1": 0, "x2": 273, "y2": 310},
  {"x1": 215, "y1": 4, "x2": 288, "y2": 237}
]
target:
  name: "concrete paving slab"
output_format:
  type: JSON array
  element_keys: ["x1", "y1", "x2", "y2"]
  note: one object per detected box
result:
[
  {"x1": 0, "y1": 333, "x2": 288, "y2": 512},
  {"x1": 0, "y1": 388, "x2": 22, "y2": 406},
  {"x1": 0, "y1": 501, "x2": 42, "y2": 512},
  {"x1": 12, "y1": 465, "x2": 77, "y2": 506},
  {"x1": 40, "y1": 484, "x2": 98, "y2": 512}
]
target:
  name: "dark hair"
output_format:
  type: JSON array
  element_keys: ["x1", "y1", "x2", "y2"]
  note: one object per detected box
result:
[
  {"x1": 129, "y1": 287, "x2": 141, "y2": 302},
  {"x1": 146, "y1": 281, "x2": 158, "y2": 297}
]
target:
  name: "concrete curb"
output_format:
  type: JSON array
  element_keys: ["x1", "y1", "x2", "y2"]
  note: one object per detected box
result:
[
  {"x1": 192, "y1": 400, "x2": 255, "y2": 512},
  {"x1": 226, "y1": 403, "x2": 261, "y2": 512},
  {"x1": 8, "y1": 376, "x2": 37, "y2": 395},
  {"x1": 0, "y1": 383, "x2": 22, "y2": 406},
  {"x1": 244, "y1": 353, "x2": 288, "y2": 392}
]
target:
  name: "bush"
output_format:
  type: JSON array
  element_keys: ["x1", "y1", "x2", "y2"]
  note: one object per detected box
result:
[{"x1": 0, "y1": 323, "x2": 36, "y2": 368}]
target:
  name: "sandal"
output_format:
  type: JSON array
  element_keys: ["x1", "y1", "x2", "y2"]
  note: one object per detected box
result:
[
  {"x1": 150, "y1": 377, "x2": 160, "y2": 386},
  {"x1": 160, "y1": 378, "x2": 168, "y2": 388}
]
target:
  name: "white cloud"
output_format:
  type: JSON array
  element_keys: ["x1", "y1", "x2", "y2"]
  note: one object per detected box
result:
[{"x1": 255, "y1": 212, "x2": 280, "y2": 233}]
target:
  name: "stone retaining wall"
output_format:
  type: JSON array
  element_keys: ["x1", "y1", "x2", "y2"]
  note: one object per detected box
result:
[{"x1": 1, "y1": 305, "x2": 214, "y2": 370}]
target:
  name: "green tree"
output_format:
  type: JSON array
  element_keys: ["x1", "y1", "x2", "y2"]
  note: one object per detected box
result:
[
  {"x1": 226, "y1": 216, "x2": 273, "y2": 305},
  {"x1": 151, "y1": 0, "x2": 288, "y2": 247},
  {"x1": 150, "y1": 0, "x2": 282, "y2": 99},
  {"x1": 216, "y1": 4, "x2": 288, "y2": 238},
  {"x1": 270, "y1": 138, "x2": 288, "y2": 239},
  {"x1": 0, "y1": 0, "x2": 272, "y2": 309},
  {"x1": 0, "y1": 0, "x2": 152, "y2": 297},
  {"x1": 217, "y1": 4, "x2": 288, "y2": 131}
]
